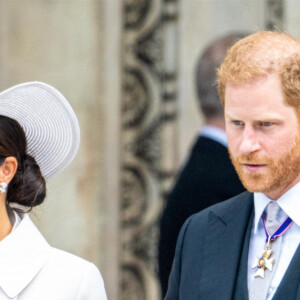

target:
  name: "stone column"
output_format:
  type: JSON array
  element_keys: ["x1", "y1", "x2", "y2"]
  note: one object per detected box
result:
[{"x1": 120, "y1": 0, "x2": 179, "y2": 299}]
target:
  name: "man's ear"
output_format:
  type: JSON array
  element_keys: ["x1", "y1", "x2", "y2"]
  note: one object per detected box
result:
[{"x1": 0, "y1": 157, "x2": 18, "y2": 184}]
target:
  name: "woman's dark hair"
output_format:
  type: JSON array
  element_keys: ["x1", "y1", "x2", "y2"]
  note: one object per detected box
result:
[{"x1": 0, "y1": 115, "x2": 46, "y2": 210}]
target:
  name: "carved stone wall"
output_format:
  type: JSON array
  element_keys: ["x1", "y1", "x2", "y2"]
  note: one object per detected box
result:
[{"x1": 120, "y1": 0, "x2": 179, "y2": 299}]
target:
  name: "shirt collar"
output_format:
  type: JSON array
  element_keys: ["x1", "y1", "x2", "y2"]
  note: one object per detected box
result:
[
  {"x1": 0, "y1": 213, "x2": 51, "y2": 298},
  {"x1": 277, "y1": 182, "x2": 300, "y2": 228},
  {"x1": 253, "y1": 181, "x2": 300, "y2": 233},
  {"x1": 253, "y1": 193, "x2": 271, "y2": 234},
  {"x1": 200, "y1": 125, "x2": 228, "y2": 147}
]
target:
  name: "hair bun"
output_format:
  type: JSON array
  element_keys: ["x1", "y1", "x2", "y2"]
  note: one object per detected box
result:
[{"x1": 7, "y1": 154, "x2": 46, "y2": 209}]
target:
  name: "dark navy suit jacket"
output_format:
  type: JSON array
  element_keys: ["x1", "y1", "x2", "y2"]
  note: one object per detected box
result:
[
  {"x1": 159, "y1": 136, "x2": 245, "y2": 296},
  {"x1": 165, "y1": 192, "x2": 300, "y2": 300}
]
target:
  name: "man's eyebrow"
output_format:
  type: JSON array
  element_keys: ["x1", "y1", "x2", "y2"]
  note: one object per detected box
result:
[
  {"x1": 254, "y1": 115, "x2": 284, "y2": 121},
  {"x1": 225, "y1": 113, "x2": 283, "y2": 120},
  {"x1": 224, "y1": 113, "x2": 238, "y2": 119}
]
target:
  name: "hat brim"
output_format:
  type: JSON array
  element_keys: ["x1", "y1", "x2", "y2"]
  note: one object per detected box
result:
[{"x1": 0, "y1": 82, "x2": 80, "y2": 180}]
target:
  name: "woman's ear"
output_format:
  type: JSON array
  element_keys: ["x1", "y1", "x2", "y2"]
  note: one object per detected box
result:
[{"x1": 0, "y1": 157, "x2": 18, "y2": 184}]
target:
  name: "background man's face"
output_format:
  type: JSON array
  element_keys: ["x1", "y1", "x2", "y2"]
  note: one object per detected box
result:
[{"x1": 224, "y1": 73, "x2": 300, "y2": 200}]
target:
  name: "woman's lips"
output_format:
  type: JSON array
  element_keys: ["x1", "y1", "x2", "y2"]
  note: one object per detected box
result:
[{"x1": 243, "y1": 164, "x2": 267, "y2": 172}]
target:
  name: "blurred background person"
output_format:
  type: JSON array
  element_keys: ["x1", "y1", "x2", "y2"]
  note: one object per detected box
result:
[{"x1": 158, "y1": 33, "x2": 247, "y2": 297}]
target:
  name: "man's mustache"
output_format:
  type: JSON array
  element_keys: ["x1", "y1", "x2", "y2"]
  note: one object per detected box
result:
[{"x1": 233, "y1": 154, "x2": 273, "y2": 164}]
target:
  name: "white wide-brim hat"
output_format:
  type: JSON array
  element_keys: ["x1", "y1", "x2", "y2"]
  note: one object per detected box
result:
[{"x1": 0, "y1": 82, "x2": 80, "y2": 180}]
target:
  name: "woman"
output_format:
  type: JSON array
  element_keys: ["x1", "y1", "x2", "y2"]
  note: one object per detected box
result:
[{"x1": 0, "y1": 82, "x2": 107, "y2": 299}]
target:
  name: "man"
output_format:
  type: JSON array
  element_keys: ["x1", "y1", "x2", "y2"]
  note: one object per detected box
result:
[
  {"x1": 158, "y1": 33, "x2": 245, "y2": 297},
  {"x1": 165, "y1": 31, "x2": 300, "y2": 300}
]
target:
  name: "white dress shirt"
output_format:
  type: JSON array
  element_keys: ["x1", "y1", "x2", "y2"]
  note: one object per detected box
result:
[{"x1": 248, "y1": 181, "x2": 300, "y2": 299}]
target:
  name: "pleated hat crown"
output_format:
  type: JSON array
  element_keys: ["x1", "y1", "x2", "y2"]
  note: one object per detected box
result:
[{"x1": 0, "y1": 82, "x2": 80, "y2": 179}]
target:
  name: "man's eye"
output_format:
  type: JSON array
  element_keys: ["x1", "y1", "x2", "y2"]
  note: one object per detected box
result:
[
  {"x1": 233, "y1": 120, "x2": 242, "y2": 126},
  {"x1": 262, "y1": 121, "x2": 272, "y2": 127}
]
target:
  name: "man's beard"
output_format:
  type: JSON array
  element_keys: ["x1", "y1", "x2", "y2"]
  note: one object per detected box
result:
[{"x1": 229, "y1": 135, "x2": 300, "y2": 194}]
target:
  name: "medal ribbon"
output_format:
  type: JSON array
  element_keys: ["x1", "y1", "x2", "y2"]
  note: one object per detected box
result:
[{"x1": 263, "y1": 215, "x2": 294, "y2": 242}]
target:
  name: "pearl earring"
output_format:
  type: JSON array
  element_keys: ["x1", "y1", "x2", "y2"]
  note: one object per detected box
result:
[{"x1": 0, "y1": 182, "x2": 8, "y2": 193}]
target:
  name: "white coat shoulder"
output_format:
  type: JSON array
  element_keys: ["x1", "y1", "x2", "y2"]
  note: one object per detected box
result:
[
  {"x1": 21, "y1": 247, "x2": 108, "y2": 300},
  {"x1": 0, "y1": 214, "x2": 107, "y2": 300}
]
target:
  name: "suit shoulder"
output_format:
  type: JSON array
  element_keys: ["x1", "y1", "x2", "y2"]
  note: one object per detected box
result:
[
  {"x1": 207, "y1": 190, "x2": 252, "y2": 214},
  {"x1": 188, "y1": 191, "x2": 252, "y2": 225},
  {"x1": 192, "y1": 136, "x2": 227, "y2": 156}
]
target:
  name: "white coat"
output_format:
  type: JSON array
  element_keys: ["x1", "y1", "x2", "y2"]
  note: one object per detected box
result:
[{"x1": 0, "y1": 214, "x2": 107, "y2": 300}]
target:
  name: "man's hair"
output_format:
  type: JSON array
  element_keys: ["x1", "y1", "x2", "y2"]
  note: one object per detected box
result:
[
  {"x1": 195, "y1": 32, "x2": 248, "y2": 119},
  {"x1": 218, "y1": 31, "x2": 300, "y2": 109}
]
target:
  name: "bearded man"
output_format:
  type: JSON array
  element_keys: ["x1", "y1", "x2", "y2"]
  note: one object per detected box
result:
[{"x1": 165, "y1": 31, "x2": 300, "y2": 300}]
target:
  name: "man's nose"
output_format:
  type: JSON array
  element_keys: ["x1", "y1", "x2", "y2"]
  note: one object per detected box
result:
[{"x1": 239, "y1": 127, "x2": 260, "y2": 155}]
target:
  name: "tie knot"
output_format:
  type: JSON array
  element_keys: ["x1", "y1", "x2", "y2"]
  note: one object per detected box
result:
[{"x1": 266, "y1": 201, "x2": 281, "y2": 231}]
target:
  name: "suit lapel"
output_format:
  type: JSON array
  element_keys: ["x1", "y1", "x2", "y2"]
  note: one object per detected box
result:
[
  {"x1": 199, "y1": 192, "x2": 254, "y2": 299},
  {"x1": 232, "y1": 208, "x2": 254, "y2": 299}
]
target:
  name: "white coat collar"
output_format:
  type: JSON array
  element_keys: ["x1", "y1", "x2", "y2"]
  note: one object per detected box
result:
[{"x1": 0, "y1": 213, "x2": 51, "y2": 298}]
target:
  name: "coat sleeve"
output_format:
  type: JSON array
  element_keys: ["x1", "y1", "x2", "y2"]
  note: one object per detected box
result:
[
  {"x1": 75, "y1": 263, "x2": 107, "y2": 300},
  {"x1": 164, "y1": 216, "x2": 193, "y2": 300}
]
